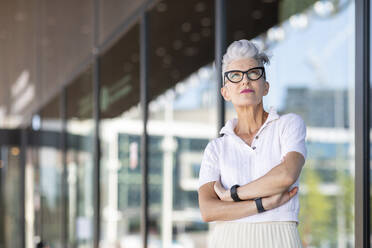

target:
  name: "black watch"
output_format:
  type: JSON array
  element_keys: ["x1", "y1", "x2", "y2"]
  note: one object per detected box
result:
[
  {"x1": 254, "y1": 197, "x2": 266, "y2": 213},
  {"x1": 230, "y1": 184, "x2": 242, "y2": 202}
]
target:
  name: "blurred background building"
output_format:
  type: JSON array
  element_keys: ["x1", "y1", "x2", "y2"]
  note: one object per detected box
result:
[{"x1": 0, "y1": 0, "x2": 370, "y2": 248}]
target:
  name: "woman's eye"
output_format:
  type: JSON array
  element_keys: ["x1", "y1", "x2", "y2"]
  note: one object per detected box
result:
[
  {"x1": 248, "y1": 70, "x2": 260, "y2": 78},
  {"x1": 230, "y1": 72, "x2": 241, "y2": 78}
]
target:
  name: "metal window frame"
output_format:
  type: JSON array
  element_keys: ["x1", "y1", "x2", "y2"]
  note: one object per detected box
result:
[
  {"x1": 93, "y1": 0, "x2": 101, "y2": 247},
  {"x1": 140, "y1": 11, "x2": 149, "y2": 248},
  {"x1": 355, "y1": 0, "x2": 370, "y2": 247},
  {"x1": 215, "y1": 0, "x2": 226, "y2": 135},
  {"x1": 61, "y1": 88, "x2": 68, "y2": 248}
]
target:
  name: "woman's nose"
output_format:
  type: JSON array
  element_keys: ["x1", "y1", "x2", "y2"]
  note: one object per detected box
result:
[{"x1": 241, "y1": 73, "x2": 251, "y2": 84}]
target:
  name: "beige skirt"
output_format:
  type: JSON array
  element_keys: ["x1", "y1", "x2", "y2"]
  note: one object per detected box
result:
[{"x1": 207, "y1": 221, "x2": 303, "y2": 248}]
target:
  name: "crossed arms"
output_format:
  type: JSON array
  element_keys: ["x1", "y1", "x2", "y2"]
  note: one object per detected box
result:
[{"x1": 197, "y1": 151, "x2": 305, "y2": 222}]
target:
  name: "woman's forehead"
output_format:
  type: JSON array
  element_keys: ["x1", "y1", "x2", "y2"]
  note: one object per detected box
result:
[{"x1": 226, "y1": 58, "x2": 258, "y2": 71}]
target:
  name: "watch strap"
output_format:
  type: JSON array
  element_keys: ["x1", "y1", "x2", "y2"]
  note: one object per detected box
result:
[
  {"x1": 230, "y1": 184, "x2": 242, "y2": 202},
  {"x1": 254, "y1": 197, "x2": 266, "y2": 213}
]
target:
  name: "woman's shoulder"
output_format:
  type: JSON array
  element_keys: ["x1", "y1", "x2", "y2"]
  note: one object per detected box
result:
[
  {"x1": 277, "y1": 112, "x2": 307, "y2": 135},
  {"x1": 278, "y1": 112, "x2": 306, "y2": 126},
  {"x1": 204, "y1": 136, "x2": 225, "y2": 153}
]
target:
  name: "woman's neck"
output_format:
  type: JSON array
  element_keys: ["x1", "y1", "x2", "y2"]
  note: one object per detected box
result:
[{"x1": 234, "y1": 104, "x2": 268, "y2": 135}]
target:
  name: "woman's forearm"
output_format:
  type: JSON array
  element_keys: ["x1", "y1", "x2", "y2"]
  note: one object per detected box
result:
[
  {"x1": 200, "y1": 181, "x2": 298, "y2": 222},
  {"x1": 199, "y1": 182, "x2": 272, "y2": 222},
  {"x1": 200, "y1": 197, "x2": 268, "y2": 222},
  {"x1": 237, "y1": 164, "x2": 291, "y2": 200},
  {"x1": 236, "y1": 152, "x2": 304, "y2": 200}
]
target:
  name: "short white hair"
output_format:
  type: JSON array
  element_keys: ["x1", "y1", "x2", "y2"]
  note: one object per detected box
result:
[{"x1": 221, "y1": 39, "x2": 271, "y2": 80}]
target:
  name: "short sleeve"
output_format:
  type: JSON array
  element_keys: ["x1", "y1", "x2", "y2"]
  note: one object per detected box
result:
[
  {"x1": 280, "y1": 114, "x2": 307, "y2": 162},
  {"x1": 198, "y1": 141, "x2": 220, "y2": 188}
]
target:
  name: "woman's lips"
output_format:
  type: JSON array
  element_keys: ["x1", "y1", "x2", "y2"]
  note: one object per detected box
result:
[{"x1": 240, "y1": 89, "x2": 254, "y2": 94}]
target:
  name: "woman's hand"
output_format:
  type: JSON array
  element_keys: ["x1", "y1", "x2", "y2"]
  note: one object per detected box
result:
[
  {"x1": 213, "y1": 180, "x2": 233, "y2": 201},
  {"x1": 262, "y1": 187, "x2": 298, "y2": 210}
]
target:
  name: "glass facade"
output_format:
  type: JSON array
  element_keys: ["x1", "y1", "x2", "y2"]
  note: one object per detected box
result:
[{"x1": 0, "y1": 0, "x2": 371, "y2": 248}]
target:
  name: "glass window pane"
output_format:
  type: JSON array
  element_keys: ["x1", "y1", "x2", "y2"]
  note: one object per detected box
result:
[
  {"x1": 36, "y1": 94, "x2": 63, "y2": 248},
  {"x1": 148, "y1": 0, "x2": 216, "y2": 247},
  {"x1": 0, "y1": 146, "x2": 22, "y2": 248},
  {"x1": 66, "y1": 66, "x2": 94, "y2": 248},
  {"x1": 226, "y1": 1, "x2": 355, "y2": 247},
  {"x1": 99, "y1": 23, "x2": 142, "y2": 247}
]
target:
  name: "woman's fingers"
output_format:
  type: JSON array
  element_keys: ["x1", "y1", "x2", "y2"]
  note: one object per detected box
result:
[{"x1": 288, "y1": 187, "x2": 298, "y2": 199}]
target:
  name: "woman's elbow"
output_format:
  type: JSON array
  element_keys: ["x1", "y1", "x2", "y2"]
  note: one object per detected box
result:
[
  {"x1": 201, "y1": 212, "x2": 211, "y2": 222},
  {"x1": 281, "y1": 173, "x2": 296, "y2": 188},
  {"x1": 200, "y1": 205, "x2": 213, "y2": 222}
]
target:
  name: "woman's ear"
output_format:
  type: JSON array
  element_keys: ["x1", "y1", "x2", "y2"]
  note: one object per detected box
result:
[
  {"x1": 221, "y1": 86, "x2": 230, "y2": 101},
  {"x1": 263, "y1": 81, "x2": 270, "y2": 96}
]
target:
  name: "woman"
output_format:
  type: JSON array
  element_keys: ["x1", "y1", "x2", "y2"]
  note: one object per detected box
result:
[{"x1": 198, "y1": 39, "x2": 307, "y2": 248}]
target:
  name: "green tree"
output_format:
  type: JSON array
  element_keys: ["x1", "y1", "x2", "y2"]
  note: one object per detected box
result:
[
  {"x1": 299, "y1": 161, "x2": 332, "y2": 247},
  {"x1": 336, "y1": 168, "x2": 354, "y2": 247}
]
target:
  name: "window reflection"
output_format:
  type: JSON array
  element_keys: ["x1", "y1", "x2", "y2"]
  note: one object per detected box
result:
[
  {"x1": 1, "y1": 146, "x2": 22, "y2": 248},
  {"x1": 148, "y1": 0, "x2": 216, "y2": 247},
  {"x1": 99, "y1": 23, "x2": 142, "y2": 247},
  {"x1": 37, "y1": 94, "x2": 63, "y2": 248},
  {"x1": 226, "y1": 1, "x2": 355, "y2": 247},
  {"x1": 67, "y1": 67, "x2": 94, "y2": 248}
]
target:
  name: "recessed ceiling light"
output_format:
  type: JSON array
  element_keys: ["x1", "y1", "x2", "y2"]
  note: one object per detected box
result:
[
  {"x1": 173, "y1": 40, "x2": 183, "y2": 50},
  {"x1": 182, "y1": 22, "x2": 192, "y2": 32},
  {"x1": 251, "y1": 10, "x2": 262, "y2": 20},
  {"x1": 314, "y1": 1, "x2": 334, "y2": 17},
  {"x1": 195, "y1": 2, "x2": 206, "y2": 12},
  {"x1": 156, "y1": 47, "x2": 166, "y2": 56},
  {"x1": 184, "y1": 47, "x2": 198, "y2": 56}
]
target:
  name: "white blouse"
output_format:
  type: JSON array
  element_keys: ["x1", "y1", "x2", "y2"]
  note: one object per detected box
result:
[{"x1": 198, "y1": 106, "x2": 307, "y2": 223}]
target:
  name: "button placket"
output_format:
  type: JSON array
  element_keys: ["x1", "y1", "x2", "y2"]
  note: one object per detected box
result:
[{"x1": 250, "y1": 131, "x2": 261, "y2": 151}]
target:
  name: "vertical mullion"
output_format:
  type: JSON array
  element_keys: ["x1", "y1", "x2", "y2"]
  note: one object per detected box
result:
[
  {"x1": 93, "y1": 59, "x2": 101, "y2": 248},
  {"x1": 140, "y1": 11, "x2": 149, "y2": 248},
  {"x1": 355, "y1": 0, "x2": 370, "y2": 247},
  {"x1": 20, "y1": 128, "x2": 26, "y2": 248},
  {"x1": 61, "y1": 88, "x2": 68, "y2": 248},
  {"x1": 93, "y1": 0, "x2": 101, "y2": 247},
  {"x1": 215, "y1": 0, "x2": 226, "y2": 136},
  {"x1": 93, "y1": 58, "x2": 101, "y2": 248}
]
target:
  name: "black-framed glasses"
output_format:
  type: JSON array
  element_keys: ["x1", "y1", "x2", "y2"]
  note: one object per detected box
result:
[{"x1": 224, "y1": 66, "x2": 265, "y2": 84}]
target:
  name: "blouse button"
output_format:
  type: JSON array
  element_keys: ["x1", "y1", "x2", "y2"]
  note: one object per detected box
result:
[
  {"x1": 252, "y1": 146, "x2": 256, "y2": 150},
  {"x1": 255, "y1": 136, "x2": 259, "y2": 139}
]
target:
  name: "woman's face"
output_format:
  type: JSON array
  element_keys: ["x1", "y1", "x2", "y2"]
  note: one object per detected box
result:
[{"x1": 221, "y1": 58, "x2": 269, "y2": 108}]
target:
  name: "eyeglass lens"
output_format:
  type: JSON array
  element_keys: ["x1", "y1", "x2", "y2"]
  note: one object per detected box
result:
[{"x1": 226, "y1": 68, "x2": 264, "y2": 82}]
